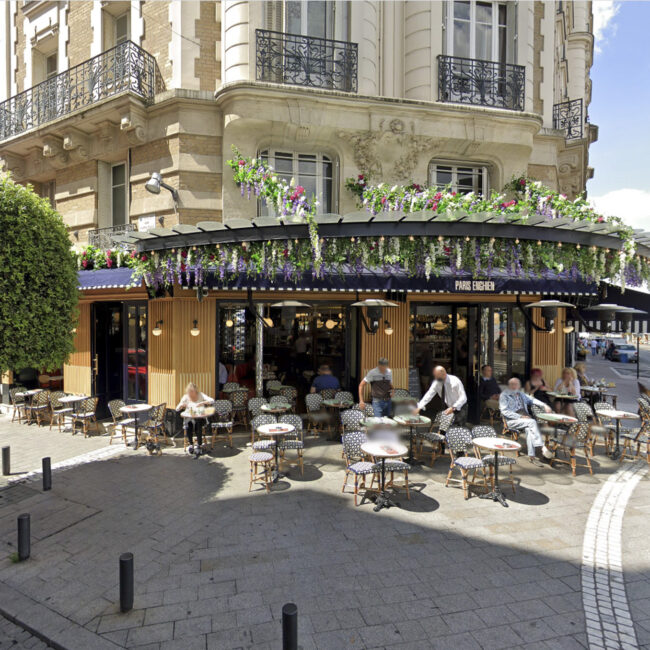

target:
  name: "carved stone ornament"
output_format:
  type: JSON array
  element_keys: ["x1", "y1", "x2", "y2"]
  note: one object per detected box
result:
[{"x1": 0, "y1": 153, "x2": 25, "y2": 180}]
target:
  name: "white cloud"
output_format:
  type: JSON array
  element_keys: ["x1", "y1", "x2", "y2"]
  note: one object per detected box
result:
[
  {"x1": 590, "y1": 188, "x2": 650, "y2": 230},
  {"x1": 592, "y1": 1, "x2": 620, "y2": 52}
]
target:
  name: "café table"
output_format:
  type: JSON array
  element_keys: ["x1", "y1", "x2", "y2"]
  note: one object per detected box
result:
[
  {"x1": 595, "y1": 409, "x2": 639, "y2": 460},
  {"x1": 472, "y1": 436, "x2": 521, "y2": 508},
  {"x1": 360, "y1": 441, "x2": 408, "y2": 512},
  {"x1": 580, "y1": 385, "x2": 604, "y2": 407},
  {"x1": 361, "y1": 417, "x2": 397, "y2": 428},
  {"x1": 393, "y1": 414, "x2": 431, "y2": 465},
  {"x1": 57, "y1": 394, "x2": 87, "y2": 431},
  {"x1": 15, "y1": 389, "x2": 44, "y2": 425},
  {"x1": 181, "y1": 407, "x2": 215, "y2": 454},
  {"x1": 257, "y1": 422, "x2": 295, "y2": 481},
  {"x1": 260, "y1": 403, "x2": 290, "y2": 415},
  {"x1": 536, "y1": 412, "x2": 577, "y2": 447},
  {"x1": 221, "y1": 385, "x2": 240, "y2": 395},
  {"x1": 323, "y1": 399, "x2": 354, "y2": 436},
  {"x1": 120, "y1": 403, "x2": 153, "y2": 450},
  {"x1": 391, "y1": 395, "x2": 417, "y2": 406},
  {"x1": 547, "y1": 392, "x2": 579, "y2": 405}
]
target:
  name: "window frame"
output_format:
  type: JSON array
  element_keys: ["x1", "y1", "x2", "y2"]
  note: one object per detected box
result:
[
  {"x1": 258, "y1": 149, "x2": 337, "y2": 215},
  {"x1": 115, "y1": 12, "x2": 130, "y2": 45},
  {"x1": 428, "y1": 160, "x2": 489, "y2": 195},
  {"x1": 110, "y1": 162, "x2": 128, "y2": 227},
  {"x1": 447, "y1": 1, "x2": 508, "y2": 63}
]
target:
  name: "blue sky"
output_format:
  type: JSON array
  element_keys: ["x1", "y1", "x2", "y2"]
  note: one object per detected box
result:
[{"x1": 588, "y1": 1, "x2": 650, "y2": 228}]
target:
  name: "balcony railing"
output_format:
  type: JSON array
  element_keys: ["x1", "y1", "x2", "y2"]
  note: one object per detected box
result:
[
  {"x1": 256, "y1": 29, "x2": 358, "y2": 93},
  {"x1": 553, "y1": 98, "x2": 583, "y2": 140},
  {"x1": 0, "y1": 41, "x2": 164, "y2": 141},
  {"x1": 438, "y1": 55, "x2": 525, "y2": 111},
  {"x1": 88, "y1": 223, "x2": 136, "y2": 249}
]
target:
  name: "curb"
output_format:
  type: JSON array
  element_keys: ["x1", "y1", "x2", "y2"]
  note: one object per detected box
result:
[{"x1": 0, "y1": 582, "x2": 121, "y2": 650}]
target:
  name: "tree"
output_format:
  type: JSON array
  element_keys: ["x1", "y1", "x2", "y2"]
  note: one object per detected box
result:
[{"x1": 0, "y1": 174, "x2": 78, "y2": 374}]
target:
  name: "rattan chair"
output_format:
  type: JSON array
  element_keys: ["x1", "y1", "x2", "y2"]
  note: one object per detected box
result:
[
  {"x1": 142, "y1": 404, "x2": 168, "y2": 447},
  {"x1": 278, "y1": 414, "x2": 304, "y2": 475},
  {"x1": 593, "y1": 401, "x2": 617, "y2": 454},
  {"x1": 305, "y1": 393, "x2": 329, "y2": 436},
  {"x1": 471, "y1": 424, "x2": 516, "y2": 494},
  {"x1": 223, "y1": 382, "x2": 240, "y2": 392},
  {"x1": 445, "y1": 427, "x2": 487, "y2": 500},
  {"x1": 619, "y1": 399, "x2": 650, "y2": 464},
  {"x1": 249, "y1": 452, "x2": 274, "y2": 493},
  {"x1": 107, "y1": 399, "x2": 132, "y2": 444},
  {"x1": 354, "y1": 402, "x2": 375, "y2": 418},
  {"x1": 211, "y1": 400, "x2": 234, "y2": 448},
  {"x1": 72, "y1": 396, "x2": 99, "y2": 437},
  {"x1": 50, "y1": 391, "x2": 73, "y2": 432},
  {"x1": 341, "y1": 408, "x2": 365, "y2": 431},
  {"x1": 9, "y1": 386, "x2": 26, "y2": 423},
  {"x1": 251, "y1": 413, "x2": 277, "y2": 450},
  {"x1": 548, "y1": 422, "x2": 593, "y2": 476},
  {"x1": 279, "y1": 386, "x2": 297, "y2": 410},
  {"x1": 229, "y1": 388, "x2": 249, "y2": 427},
  {"x1": 392, "y1": 388, "x2": 412, "y2": 399},
  {"x1": 334, "y1": 391, "x2": 354, "y2": 404},
  {"x1": 25, "y1": 390, "x2": 50, "y2": 426},
  {"x1": 341, "y1": 430, "x2": 378, "y2": 506},
  {"x1": 266, "y1": 380, "x2": 282, "y2": 396},
  {"x1": 321, "y1": 388, "x2": 337, "y2": 401},
  {"x1": 247, "y1": 397, "x2": 268, "y2": 420},
  {"x1": 418, "y1": 411, "x2": 453, "y2": 466}
]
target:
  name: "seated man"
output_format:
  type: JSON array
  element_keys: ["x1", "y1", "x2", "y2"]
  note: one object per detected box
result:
[
  {"x1": 310, "y1": 364, "x2": 341, "y2": 394},
  {"x1": 500, "y1": 377, "x2": 552, "y2": 466},
  {"x1": 479, "y1": 364, "x2": 501, "y2": 411}
]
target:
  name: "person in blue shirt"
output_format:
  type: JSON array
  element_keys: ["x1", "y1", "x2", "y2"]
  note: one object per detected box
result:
[{"x1": 310, "y1": 365, "x2": 341, "y2": 393}]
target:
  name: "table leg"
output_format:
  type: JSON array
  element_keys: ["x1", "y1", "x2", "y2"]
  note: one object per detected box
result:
[
  {"x1": 479, "y1": 450, "x2": 509, "y2": 507},
  {"x1": 133, "y1": 414, "x2": 139, "y2": 450},
  {"x1": 611, "y1": 420, "x2": 621, "y2": 460},
  {"x1": 272, "y1": 438, "x2": 285, "y2": 482},
  {"x1": 373, "y1": 458, "x2": 398, "y2": 511}
]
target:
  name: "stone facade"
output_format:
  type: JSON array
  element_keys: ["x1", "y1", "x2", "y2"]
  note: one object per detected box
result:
[{"x1": 0, "y1": 0, "x2": 595, "y2": 244}]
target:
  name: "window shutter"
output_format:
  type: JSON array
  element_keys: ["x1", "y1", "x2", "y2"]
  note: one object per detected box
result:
[
  {"x1": 265, "y1": 1, "x2": 283, "y2": 31},
  {"x1": 508, "y1": 1, "x2": 518, "y2": 64}
]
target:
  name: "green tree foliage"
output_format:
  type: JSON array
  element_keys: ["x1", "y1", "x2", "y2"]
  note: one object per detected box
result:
[{"x1": 0, "y1": 175, "x2": 78, "y2": 373}]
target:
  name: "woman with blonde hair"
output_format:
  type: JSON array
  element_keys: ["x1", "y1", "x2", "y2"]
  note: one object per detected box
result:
[
  {"x1": 574, "y1": 362, "x2": 591, "y2": 387},
  {"x1": 553, "y1": 367, "x2": 581, "y2": 415},
  {"x1": 176, "y1": 382, "x2": 213, "y2": 457}
]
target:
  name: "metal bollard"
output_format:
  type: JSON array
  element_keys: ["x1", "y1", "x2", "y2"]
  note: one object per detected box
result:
[
  {"x1": 17, "y1": 514, "x2": 30, "y2": 561},
  {"x1": 282, "y1": 602, "x2": 298, "y2": 650},
  {"x1": 2, "y1": 446, "x2": 9, "y2": 476},
  {"x1": 119, "y1": 553, "x2": 134, "y2": 612},
  {"x1": 42, "y1": 457, "x2": 52, "y2": 491}
]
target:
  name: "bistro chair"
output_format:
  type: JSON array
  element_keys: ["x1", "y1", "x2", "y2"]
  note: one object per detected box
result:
[
  {"x1": 72, "y1": 397, "x2": 99, "y2": 437},
  {"x1": 366, "y1": 450, "x2": 411, "y2": 501},
  {"x1": 278, "y1": 414, "x2": 304, "y2": 475},
  {"x1": 50, "y1": 391, "x2": 73, "y2": 432},
  {"x1": 354, "y1": 402, "x2": 375, "y2": 418},
  {"x1": 229, "y1": 388, "x2": 249, "y2": 427},
  {"x1": 143, "y1": 404, "x2": 169, "y2": 447},
  {"x1": 270, "y1": 395, "x2": 290, "y2": 406},
  {"x1": 620, "y1": 399, "x2": 650, "y2": 464},
  {"x1": 481, "y1": 398, "x2": 501, "y2": 427},
  {"x1": 305, "y1": 393, "x2": 329, "y2": 436},
  {"x1": 530, "y1": 404, "x2": 556, "y2": 445},
  {"x1": 334, "y1": 391, "x2": 354, "y2": 404},
  {"x1": 279, "y1": 386, "x2": 298, "y2": 410},
  {"x1": 341, "y1": 408, "x2": 365, "y2": 431},
  {"x1": 251, "y1": 413, "x2": 277, "y2": 450},
  {"x1": 266, "y1": 380, "x2": 282, "y2": 396},
  {"x1": 108, "y1": 399, "x2": 132, "y2": 445},
  {"x1": 210, "y1": 400, "x2": 234, "y2": 448},
  {"x1": 471, "y1": 425, "x2": 516, "y2": 495},
  {"x1": 249, "y1": 452, "x2": 274, "y2": 493},
  {"x1": 9, "y1": 386, "x2": 26, "y2": 423},
  {"x1": 248, "y1": 397, "x2": 268, "y2": 420},
  {"x1": 548, "y1": 422, "x2": 593, "y2": 476},
  {"x1": 223, "y1": 382, "x2": 240, "y2": 392},
  {"x1": 25, "y1": 390, "x2": 50, "y2": 426},
  {"x1": 445, "y1": 427, "x2": 487, "y2": 500},
  {"x1": 321, "y1": 388, "x2": 337, "y2": 401},
  {"x1": 341, "y1": 430, "x2": 378, "y2": 506},
  {"x1": 418, "y1": 411, "x2": 453, "y2": 466},
  {"x1": 593, "y1": 401, "x2": 617, "y2": 455},
  {"x1": 393, "y1": 388, "x2": 412, "y2": 399},
  {"x1": 574, "y1": 401, "x2": 610, "y2": 455}
]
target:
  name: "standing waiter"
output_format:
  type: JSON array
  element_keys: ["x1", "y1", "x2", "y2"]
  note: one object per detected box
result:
[{"x1": 415, "y1": 365, "x2": 468, "y2": 425}]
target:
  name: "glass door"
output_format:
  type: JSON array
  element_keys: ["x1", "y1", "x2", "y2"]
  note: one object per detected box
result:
[{"x1": 125, "y1": 302, "x2": 148, "y2": 403}]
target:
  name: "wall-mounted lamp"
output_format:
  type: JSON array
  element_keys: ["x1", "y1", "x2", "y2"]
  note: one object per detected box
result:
[
  {"x1": 190, "y1": 319, "x2": 200, "y2": 336},
  {"x1": 562, "y1": 324, "x2": 575, "y2": 334},
  {"x1": 152, "y1": 320, "x2": 163, "y2": 336},
  {"x1": 384, "y1": 321, "x2": 394, "y2": 336},
  {"x1": 145, "y1": 171, "x2": 179, "y2": 215},
  {"x1": 225, "y1": 318, "x2": 234, "y2": 328}
]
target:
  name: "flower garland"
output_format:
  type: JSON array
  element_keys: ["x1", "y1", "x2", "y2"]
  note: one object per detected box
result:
[{"x1": 73, "y1": 153, "x2": 650, "y2": 290}]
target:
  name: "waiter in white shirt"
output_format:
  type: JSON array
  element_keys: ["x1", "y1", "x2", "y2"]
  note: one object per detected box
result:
[{"x1": 415, "y1": 365, "x2": 468, "y2": 425}]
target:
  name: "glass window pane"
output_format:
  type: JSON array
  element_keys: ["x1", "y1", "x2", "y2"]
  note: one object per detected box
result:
[
  {"x1": 112, "y1": 186, "x2": 126, "y2": 225},
  {"x1": 475, "y1": 22, "x2": 492, "y2": 60},
  {"x1": 476, "y1": 2, "x2": 493, "y2": 24},
  {"x1": 112, "y1": 164, "x2": 125, "y2": 186},
  {"x1": 453, "y1": 20, "x2": 471, "y2": 58},
  {"x1": 493, "y1": 308, "x2": 508, "y2": 383},
  {"x1": 454, "y1": 1, "x2": 470, "y2": 20},
  {"x1": 274, "y1": 153, "x2": 294, "y2": 174},
  {"x1": 298, "y1": 154, "x2": 317, "y2": 176},
  {"x1": 436, "y1": 167, "x2": 453, "y2": 187},
  {"x1": 307, "y1": 1, "x2": 328, "y2": 38},
  {"x1": 286, "y1": 1, "x2": 302, "y2": 33}
]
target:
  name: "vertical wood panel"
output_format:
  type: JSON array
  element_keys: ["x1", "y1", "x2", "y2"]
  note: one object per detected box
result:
[
  {"x1": 360, "y1": 301, "x2": 410, "y2": 397},
  {"x1": 64, "y1": 303, "x2": 91, "y2": 394},
  {"x1": 148, "y1": 300, "x2": 175, "y2": 406},
  {"x1": 531, "y1": 308, "x2": 565, "y2": 386}
]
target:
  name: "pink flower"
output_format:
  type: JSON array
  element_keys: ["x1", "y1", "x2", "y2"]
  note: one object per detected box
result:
[
  {"x1": 107, "y1": 259, "x2": 113, "y2": 268},
  {"x1": 106, "y1": 249, "x2": 112, "y2": 256},
  {"x1": 82, "y1": 260, "x2": 88, "y2": 268},
  {"x1": 180, "y1": 262, "x2": 186, "y2": 272},
  {"x1": 434, "y1": 192, "x2": 443, "y2": 200},
  {"x1": 597, "y1": 217, "x2": 604, "y2": 223},
  {"x1": 141, "y1": 254, "x2": 148, "y2": 262},
  {"x1": 209, "y1": 254, "x2": 215, "y2": 261},
  {"x1": 381, "y1": 197, "x2": 387, "y2": 205},
  {"x1": 181, "y1": 250, "x2": 188, "y2": 259},
  {"x1": 130, "y1": 250, "x2": 137, "y2": 258},
  {"x1": 238, "y1": 160, "x2": 245, "y2": 166},
  {"x1": 295, "y1": 186, "x2": 305, "y2": 195},
  {"x1": 82, "y1": 251, "x2": 87, "y2": 257},
  {"x1": 519, "y1": 178, "x2": 526, "y2": 186}
]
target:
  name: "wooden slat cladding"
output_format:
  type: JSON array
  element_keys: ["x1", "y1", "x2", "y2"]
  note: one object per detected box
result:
[
  {"x1": 360, "y1": 301, "x2": 410, "y2": 396},
  {"x1": 531, "y1": 308, "x2": 565, "y2": 385},
  {"x1": 148, "y1": 300, "x2": 175, "y2": 406},
  {"x1": 64, "y1": 303, "x2": 91, "y2": 394}
]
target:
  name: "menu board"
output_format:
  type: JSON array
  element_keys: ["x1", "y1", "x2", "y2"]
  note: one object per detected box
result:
[{"x1": 409, "y1": 368, "x2": 422, "y2": 400}]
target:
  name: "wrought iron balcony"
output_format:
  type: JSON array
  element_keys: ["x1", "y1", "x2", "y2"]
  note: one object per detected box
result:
[
  {"x1": 553, "y1": 98, "x2": 583, "y2": 140},
  {"x1": 438, "y1": 55, "x2": 525, "y2": 111},
  {"x1": 88, "y1": 223, "x2": 136, "y2": 249},
  {"x1": 0, "y1": 41, "x2": 164, "y2": 142},
  {"x1": 256, "y1": 29, "x2": 357, "y2": 93}
]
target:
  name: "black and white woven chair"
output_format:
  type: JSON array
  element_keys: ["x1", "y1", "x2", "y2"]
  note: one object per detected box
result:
[
  {"x1": 334, "y1": 391, "x2": 354, "y2": 404},
  {"x1": 340, "y1": 408, "x2": 365, "y2": 431},
  {"x1": 107, "y1": 399, "x2": 132, "y2": 444},
  {"x1": 529, "y1": 404, "x2": 556, "y2": 445},
  {"x1": 548, "y1": 422, "x2": 593, "y2": 476},
  {"x1": 229, "y1": 388, "x2": 249, "y2": 427},
  {"x1": 619, "y1": 399, "x2": 650, "y2": 464},
  {"x1": 280, "y1": 386, "x2": 298, "y2": 410},
  {"x1": 266, "y1": 380, "x2": 282, "y2": 396},
  {"x1": 72, "y1": 396, "x2": 99, "y2": 437},
  {"x1": 593, "y1": 401, "x2": 617, "y2": 454},
  {"x1": 25, "y1": 390, "x2": 50, "y2": 426},
  {"x1": 222, "y1": 382, "x2": 240, "y2": 393},
  {"x1": 305, "y1": 393, "x2": 329, "y2": 436},
  {"x1": 247, "y1": 397, "x2": 268, "y2": 420},
  {"x1": 278, "y1": 414, "x2": 304, "y2": 475},
  {"x1": 251, "y1": 414, "x2": 277, "y2": 450},
  {"x1": 341, "y1": 430, "x2": 378, "y2": 506},
  {"x1": 418, "y1": 411, "x2": 453, "y2": 466},
  {"x1": 211, "y1": 399, "x2": 234, "y2": 448},
  {"x1": 321, "y1": 388, "x2": 337, "y2": 401},
  {"x1": 471, "y1": 424, "x2": 516, "y2": 495},
  {"x1": 445, "y1": 426, "x2": 487, "y2": 500},
  {"x1": 270, "y1": 395, "x2": 290, "y2": 406}
]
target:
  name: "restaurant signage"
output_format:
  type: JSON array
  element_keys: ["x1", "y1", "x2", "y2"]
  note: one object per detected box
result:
[{"x1": 453, "y1": 280, "x2": 496, "y2": 292}]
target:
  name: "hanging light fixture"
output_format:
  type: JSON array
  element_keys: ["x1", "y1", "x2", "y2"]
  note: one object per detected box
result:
[
  {"x1": 433, "y1": 318, "x2": 446, "y2": 331},
  {"x1": 562, "y1": 324, "x2": 575, "y2": 334},
  {"x1": 325, "y1": 318, "x2": 337, "y2": 330},
  {"x1": 584, "y1": 303, "x2": 629, "y2": 333},
  {"x1": 384, "y1": 321, "x2": 394, "y2": 336},
  {"x1": 152, "y1": 320, "x2": 163, "y2": 336},
  {"x1": 225, "y1": 318, "x2": 234, "y2": 328},
  {"x1": 190, "y1": 319, "x2": 200, "y2": 336},
  {"x1": 456, "y1": 315, "x2": 467, "y2": 330}
]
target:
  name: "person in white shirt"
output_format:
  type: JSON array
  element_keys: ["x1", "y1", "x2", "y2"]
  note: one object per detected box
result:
[
  {"x1": 415, "y1": 366, "x2": 468, "y2": 425},
  {"x1": 176, "y1": 382, "x2": 213, "y2": 456}
]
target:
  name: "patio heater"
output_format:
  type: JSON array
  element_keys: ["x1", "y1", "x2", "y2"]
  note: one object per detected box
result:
[
  {"x1": 616, "y1": 307, "x2": 647, "y2": 380},
  {"x1": 523, "y1": 300, "x2": 576, "y2": 333},
  {"x1": 583, "y1": 303, "x2": 629, "y2": 333},
  {"x1": 350, "y1": 298, "x2": 399, "y2": 335}
]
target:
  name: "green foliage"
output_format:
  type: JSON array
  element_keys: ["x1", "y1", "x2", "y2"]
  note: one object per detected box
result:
[{"x1": 0, "y1": 175, "x2": 78, "y2": 373}]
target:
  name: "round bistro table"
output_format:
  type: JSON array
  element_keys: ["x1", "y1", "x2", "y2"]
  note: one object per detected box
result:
[
  {"x1": 260, "y1": 403, "x2": 291, "y2": 415},
  {"x1": 361, "y1": 441, "x2": 408, "y2": 512},
  {"x1": 181, "y1": 407, "x2": 215, "y2": 455},
  {"x1": 472, "y1": 436, "x2": 521, "y2": 508},
  {"x1": 257, "y1": 422, "x2": 295, "y2": 481},
  {"x1": 120, "y1": 404, "x2": 153, "y2": 450},
  {"x1": 595, "y1": 409, "x2": 639, "y2": 460},
  {"x1": 393, "y1": 414, "x2": 431, "y2": 465}
]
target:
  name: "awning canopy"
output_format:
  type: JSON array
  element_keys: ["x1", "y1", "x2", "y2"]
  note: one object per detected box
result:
[{"x1": 78, "y1": 268, "x2": 137, "y2": 290}]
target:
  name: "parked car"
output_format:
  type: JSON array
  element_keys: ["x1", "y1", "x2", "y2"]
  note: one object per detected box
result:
[{"x1": 611, "y1": 344, "x2": 638, "y2": 363}]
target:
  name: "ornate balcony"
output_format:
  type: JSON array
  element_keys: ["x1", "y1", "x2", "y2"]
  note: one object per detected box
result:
[
  {"x1": 88, "y1": 223, "x2": 136, "y2": 249},
  {"x1": 0, "y1": 41, "x2": 164, "y2": 142},
  {"x1": 255, "y1": 29, "x2": 358, "y2": 93},
  {"x1": 437, "y1": 55, "x2": 525, "y2": 111},
  {"x1": 553, "y1": 99, "x2": 584, "y2": 140}
]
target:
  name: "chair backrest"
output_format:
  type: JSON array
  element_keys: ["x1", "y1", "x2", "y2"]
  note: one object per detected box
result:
[
  {"x1": 270, "y1": 395, "x2": 290, "y2": 406},
  {"x1": 50, "y1": 391, "x2": 66, "y2": 409},
  {"x1": 108, "y1": 399, "x2": 126, "y2": 422},
  {"x1": 35, "y1": 390, "x2": 50, "y2": 406},
  {"x1": 573, "y1": 401, "x2": 594, "y2": 422},
  {"x1": 305, "y1": 393, "x2": 323, "y2": 412},
  {"x1": 230, "y1": 388, "x2": 249, "y2": 407},
  {"x1": 445, "y1": 426, "x2": 474, "y2": 454},
  {"x1": 266, "y1": 380, "x2": 282, "y2": 391},
  {"x1": 279, "y1": 414, "x2": 303, "y2": 436},
  {"x1": 214, "y1": 399, "x2": 233, "y2": 419},
  {"x1": 321, "y1": 388, "x2": 337, "y2": 401},
  {"x1": 356, "y1": 403, "x2": 374, "y2": 418},
  {"x1": 251, "y1": 414, "x2": 277, "y2": 433},
  {"x1": 471, "y1": 424, "x2": 498, "y2": 439},
  {"x1": 340, "y1": 408, "x2": 365, "y2": 430},
  {"x1": 248, "y1": 397, "x2": 268, "y2": 417},
  {"x1": 80, "y1": 396, "x2": 98, "y2": 414},
  {"x1": 334, "y1": 391, "x2": 353, "y2": 404},
  {"x1": 436, "y1": 411, "x2": 454, "y2": 433},
  {"x1": 594, "y1": 401, "x2": 613, "y2": 422},
  {"x1": 280, "y1": 386, "x2": 297, "y2": 402},
  {"x1": 223, "y1": 382, "x2": 240, "y2": 391},
  {"x1": 342, "y1": 430, "x2": 368, "y2": 463},
  {"x1": 567, "y1": 422, "x2": 591, "y2": 443},
  {"x1": 530, "y1": 404, "x2": 546, "y2": 420},
  {"x1": 393, "y1": 388, "x2": 412, "y2": 399},
  {"x1": 9, "y1": 386, "x2": 25, "y2": 404},
  {"x1": 154, "y1": 403, "x2": 167, "y2": 424}
]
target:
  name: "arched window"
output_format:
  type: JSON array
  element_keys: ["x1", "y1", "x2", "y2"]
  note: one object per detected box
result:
[
  {"x1": 428, "y1": 161, "x2": 488, "y2": 195},
  {"x1": 259, "y1": 149, "x2": 335, "y2": 214}
]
